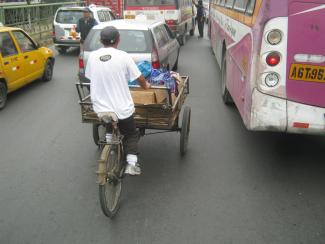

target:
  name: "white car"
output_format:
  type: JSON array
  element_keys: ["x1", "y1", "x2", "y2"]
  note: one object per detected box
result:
[
  {"x1": 78, "y1": 19, "x2": 180, "y2": 83},
  {"x1": 53, "y1": 5, "x2": 115, "y2": 54}
]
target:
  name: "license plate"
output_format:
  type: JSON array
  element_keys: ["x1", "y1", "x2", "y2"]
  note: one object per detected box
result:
[
  {"x1": 289, "y1": 63, "x2": 325, "y2": 83},
  {"x1": 125, "y1": 15, "x2": 135, "y2": 19},
  {"x1": 64, "y1": 29, "x2": 71, "y2": 37}
]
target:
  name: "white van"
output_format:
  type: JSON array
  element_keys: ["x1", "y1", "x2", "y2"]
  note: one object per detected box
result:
[{"x1": 53, "y1": 5, "x2": 115, "y2": 54}]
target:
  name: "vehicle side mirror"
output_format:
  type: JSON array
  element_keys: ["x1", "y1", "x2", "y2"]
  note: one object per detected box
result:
[{"x1": 35, "y1": 42, "x2": 40, "y2": 49}]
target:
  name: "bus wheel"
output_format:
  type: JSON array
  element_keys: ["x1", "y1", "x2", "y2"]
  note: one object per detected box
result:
[{"x1": 221, "y1": 53, "x2": 234, "y2": 105}]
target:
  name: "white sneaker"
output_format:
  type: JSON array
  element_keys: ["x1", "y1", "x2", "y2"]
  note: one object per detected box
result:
[{"x1": 124, "y1": 164, "x2": 141, "y2": 176}]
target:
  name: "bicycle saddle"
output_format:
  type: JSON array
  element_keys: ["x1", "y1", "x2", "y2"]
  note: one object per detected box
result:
[{"x1": 97, "y1": 112, "x2": 118, "y2": 124}]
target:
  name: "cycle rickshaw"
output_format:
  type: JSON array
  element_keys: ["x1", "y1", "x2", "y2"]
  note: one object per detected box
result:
[{"x1": 76, "y1": 76, "x2": 191, "y2": 217}]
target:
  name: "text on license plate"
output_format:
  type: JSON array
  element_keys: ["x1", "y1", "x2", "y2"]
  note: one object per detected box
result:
[
  {"x1": 125, "y1": 15, "x2": 135, "y2": 19},
  {"x1": 289, "y1": 64, "x2": 325, "y2": 83}
]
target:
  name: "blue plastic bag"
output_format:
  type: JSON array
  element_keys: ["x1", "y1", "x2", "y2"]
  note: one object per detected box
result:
[
  {"x1": 128, "y1": 61, "x2": 152, "y2": 86},
  {"x1": 150, "y1": 69, "x2": 177, "y2": 94}
]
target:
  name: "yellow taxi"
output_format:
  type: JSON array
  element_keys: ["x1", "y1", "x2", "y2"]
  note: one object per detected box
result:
[{"x1": 0, "y1": 26, "x2": 55, "y2": 109}]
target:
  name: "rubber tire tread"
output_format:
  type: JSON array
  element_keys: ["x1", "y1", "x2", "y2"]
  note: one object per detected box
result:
[
  {"x1": 180, "y1": 106, "x2": 191, "y2": 155},
  {"x1": 98, "y1": 145, "x2": 122, "y2": 218},
  {"x1": 221, "y1": 54, "x2": 234, "y2": 105},
  {"x1": 0, "y1": 82, "x2": 7, "y2": 110}
]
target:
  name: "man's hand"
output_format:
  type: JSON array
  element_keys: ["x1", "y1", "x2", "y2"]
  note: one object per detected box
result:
[{"x1": 137, "y1": 75, "x2": 151, "y2": 90}]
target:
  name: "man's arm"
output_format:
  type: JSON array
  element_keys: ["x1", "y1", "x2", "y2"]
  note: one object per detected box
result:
[
  {"x1": 125, "y1": 54, "x2": 150, "y2": 89},
  {"x1": 137, "y1": 75, "x2": 151, "y2": 90}
]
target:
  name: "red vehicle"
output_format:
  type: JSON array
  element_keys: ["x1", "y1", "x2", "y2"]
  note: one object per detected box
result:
[{"x1": 86, "y1": 0, "x2": 124, "y2": 18}]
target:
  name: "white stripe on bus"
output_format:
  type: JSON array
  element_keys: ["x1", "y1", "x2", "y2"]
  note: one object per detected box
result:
[{"x1": 291, "y1": 4, "x2": 325, "y2": 16}]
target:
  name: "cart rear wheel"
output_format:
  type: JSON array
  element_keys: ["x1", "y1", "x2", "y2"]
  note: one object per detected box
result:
[
  {"x1": 180, "y1": 106, "x2": 191, "y2": 156},
  {"x1": 99, "y1": 145, "x2": 122, "y2": 218}
]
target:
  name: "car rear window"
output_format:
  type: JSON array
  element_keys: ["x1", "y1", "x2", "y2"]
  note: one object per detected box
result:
[
  {"x1": 126, "y1": 0, "x2": 176, "y2": 6},
  {"x1": 84, "y1": 29, "x2": 152, "y2": 53},
  {"x1": 55, "y1": 10, "x2": 84, "y2": 24}
]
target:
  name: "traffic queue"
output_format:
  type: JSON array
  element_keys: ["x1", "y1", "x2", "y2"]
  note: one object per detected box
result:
[{"x1": 0, "y1": 2, "x2": 200, "y2": 110}]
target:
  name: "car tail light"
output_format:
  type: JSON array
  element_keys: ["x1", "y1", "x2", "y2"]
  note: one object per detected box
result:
[
  {"x1": 79, "y1": 57, "x2": 85, "y2": 71},
  {"x1": 151, "y1": 48, "x2": 160, "y2": 69},
  {"x1": 266, "y1": 52, "x2": 281, "y2": 66}
]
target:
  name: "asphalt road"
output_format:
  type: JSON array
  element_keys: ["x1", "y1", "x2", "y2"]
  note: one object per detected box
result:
[{"x1": 1, "y1": 31, "x2": 325, "y2": 244}]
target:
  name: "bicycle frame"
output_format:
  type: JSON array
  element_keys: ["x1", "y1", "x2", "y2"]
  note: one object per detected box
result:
[{"x1": 96, "y1": 120, "x2": 124, "y2": 185}]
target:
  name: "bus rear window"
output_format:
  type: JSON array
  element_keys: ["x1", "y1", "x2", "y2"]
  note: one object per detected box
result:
[
  {"x1": 56, "y1": 10, "x2": 83, "y2": 24},
  {"x1": 126, "y1": 0, "x2": 176, "y2": 7}
]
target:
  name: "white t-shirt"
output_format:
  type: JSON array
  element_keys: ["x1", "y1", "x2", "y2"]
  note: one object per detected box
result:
[{"x1": 85, "y1": 47, "x2": 141, "y2": 120}]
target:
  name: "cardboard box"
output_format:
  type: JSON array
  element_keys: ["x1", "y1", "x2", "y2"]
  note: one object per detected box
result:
[{"x1": 131, "y1": 90, "x2": 157, "y2": 105}]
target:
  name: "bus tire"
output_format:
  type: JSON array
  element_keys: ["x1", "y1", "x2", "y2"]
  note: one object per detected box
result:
[{"x1": 221, "y1": 53, "x2": 234, "y2": 105}]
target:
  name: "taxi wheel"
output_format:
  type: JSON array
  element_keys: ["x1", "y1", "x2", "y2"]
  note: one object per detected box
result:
[
  {"x1": 42, "y1": 60, "x2": 53, "y2": 82},
  {"x1": 0, "y1": 82, "x2": 7, "y2": 110}
]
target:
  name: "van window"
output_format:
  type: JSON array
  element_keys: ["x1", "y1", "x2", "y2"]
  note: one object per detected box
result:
[
  {"x1": 126, "y1": 0, "x2": 176, "y2": 7},
  {"x1": 84, "y1": 29, "x2": 152, "y2": 53},
  {"x1": 56, "y1": 10, "x2": 84, "y2": 24},
  {"x1": 0, "y1": 32, "x2": 18, "y2": 57},
  {"x1": 233, "y1": 0, "x2": 249, "y2": 12},
  {"x1": 97, "y1": 10, "x2": 114, "y2": 22}
]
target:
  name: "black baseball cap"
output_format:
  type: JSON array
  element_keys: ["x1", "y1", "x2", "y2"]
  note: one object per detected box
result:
[{"x1": 100, "y1": 26, "x2": 120, "y2": 44}]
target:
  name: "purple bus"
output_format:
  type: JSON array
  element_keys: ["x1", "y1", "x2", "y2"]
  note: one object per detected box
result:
[{"x1": 208, "y1": 0, "x2": 325, "y2": 135}]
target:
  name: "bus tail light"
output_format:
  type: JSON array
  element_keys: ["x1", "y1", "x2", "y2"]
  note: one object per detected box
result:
[
  {"x1": 266, "y1": 52, "x2": 281, "y2": 66},
  {"x1": 151, "y1": 48, "x2": 160, "y2": 69},
  {"x1": 267, "y1": 30, "x2": 282, "y2": 45},
  {"x1": 293, "y1": 122, "x2": 309, "y2": 129},
  {"x1": 265, "y1": 73, "x2": 280, "y2": 87}
]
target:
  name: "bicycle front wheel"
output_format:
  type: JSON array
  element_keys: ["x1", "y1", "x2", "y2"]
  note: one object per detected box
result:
[{"x1": 98, "y1": 145, "x2": 122, "y2": 218}]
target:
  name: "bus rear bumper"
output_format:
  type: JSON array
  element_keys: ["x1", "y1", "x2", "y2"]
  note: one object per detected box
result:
[
  {"x1": 250, "y1": 89, "x2": 287, "y2": 132},
  {"x1": 250, "y1": 89, "x2": 325, "y2": 134}
]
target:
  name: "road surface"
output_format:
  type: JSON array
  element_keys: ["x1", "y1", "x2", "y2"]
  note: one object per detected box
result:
[{"x1": 1, "y1": 31, "x2": 325, "y2": 244}]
